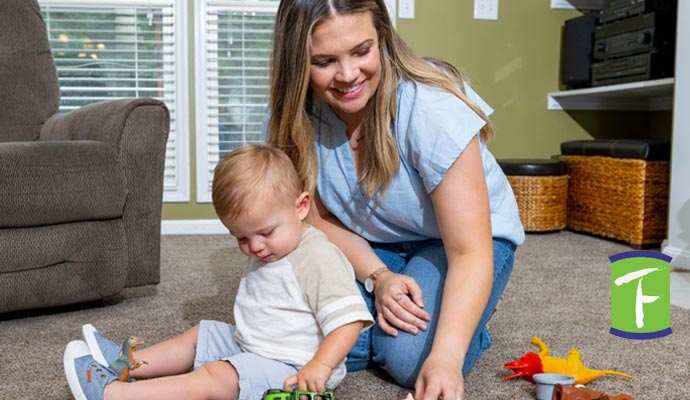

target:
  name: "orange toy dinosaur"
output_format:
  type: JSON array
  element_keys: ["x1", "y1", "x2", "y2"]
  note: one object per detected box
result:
[{"x1": 503, "y1": 336, "x2": 634, "y2": 385}]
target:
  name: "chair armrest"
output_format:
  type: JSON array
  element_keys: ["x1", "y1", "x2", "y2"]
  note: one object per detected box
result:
[
  {"x1": 40, "y1": 98, "x2": 170, "y2": 287},
  {"x1": 39, "y1": 98, "x2": 169, "y2": 152}
]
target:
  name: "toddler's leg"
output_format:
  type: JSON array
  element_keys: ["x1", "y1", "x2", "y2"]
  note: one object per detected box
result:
[
  {"x1": 105, "y1": 360, "x2": 239, "y2": 400},
  {"x1": 82, "y1": 323, "x2": 201, "y2": 379},
  {"x1": 128, "y1": 324, "x2": 201, "y2": 379}
]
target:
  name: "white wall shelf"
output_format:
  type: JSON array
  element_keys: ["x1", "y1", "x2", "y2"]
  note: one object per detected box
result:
[
  {"x1": 547, "y1": 78, "x2": 675, "y2": 111},
  {"x1": 559, "y1": 0, "x2": 605, "y2": 10}
]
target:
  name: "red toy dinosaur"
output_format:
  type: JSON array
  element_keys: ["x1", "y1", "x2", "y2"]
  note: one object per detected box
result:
[{"x1": 503, "y1": 337, "x2": 634, "y2": 385}]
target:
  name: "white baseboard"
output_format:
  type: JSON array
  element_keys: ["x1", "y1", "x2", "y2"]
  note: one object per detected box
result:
[
  {"x1": 161, "y1": 219, "x2": 227, "y2": 235},
  {"x1": 662, "y1": 240, "x2": 690, "y2": 270}
]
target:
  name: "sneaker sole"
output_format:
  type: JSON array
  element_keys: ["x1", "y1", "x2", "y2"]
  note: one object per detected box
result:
[
  {"x1": 82, "y1": 323, "x2": 109, "y2": 367},
  {"x1": 63, "y1": 340, "x2": 89, "y2": 400}
]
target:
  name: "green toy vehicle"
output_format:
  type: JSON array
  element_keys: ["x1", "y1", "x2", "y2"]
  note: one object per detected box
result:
[{"x1": 261, "y1": 388, "x2": 335, "y2": 400}]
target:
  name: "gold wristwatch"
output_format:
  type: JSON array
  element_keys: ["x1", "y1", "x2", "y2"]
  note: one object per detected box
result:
[{"x1": 364, "y1": 267, "x2": 390, "y2": 294}]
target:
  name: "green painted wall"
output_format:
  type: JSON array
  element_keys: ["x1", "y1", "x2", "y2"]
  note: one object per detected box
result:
[
  {"x1": 162, "y1": 1, "x2": 672, "y2": 220},
  {"x1": 397, "y1": 1, "x2": 583, "y2": 159}
]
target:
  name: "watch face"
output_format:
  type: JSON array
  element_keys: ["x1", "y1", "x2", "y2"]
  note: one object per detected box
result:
[{"x1": 364, "y1": 277, "x2": 374, "y2": 293}]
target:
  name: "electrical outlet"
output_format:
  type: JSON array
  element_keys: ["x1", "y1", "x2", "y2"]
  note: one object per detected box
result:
[
  {"x1": 399, "y1": 0, "x2": 414, "y2": 19},
  {"x1": 474, "y1": 0, "x2": 498, "y2": 20}
]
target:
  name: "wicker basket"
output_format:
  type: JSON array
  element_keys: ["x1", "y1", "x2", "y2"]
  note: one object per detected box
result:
[
  {"x1": 560, "y1": 155, "x2": 669, "y2": 248},
  {"x1": 507, "y1": 174, "x2": 569, "y2": 232}
]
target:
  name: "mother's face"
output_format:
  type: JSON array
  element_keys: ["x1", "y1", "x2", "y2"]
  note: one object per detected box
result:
[{"x1": 308, "y1": 12, "x2": 382, "y2": 125}]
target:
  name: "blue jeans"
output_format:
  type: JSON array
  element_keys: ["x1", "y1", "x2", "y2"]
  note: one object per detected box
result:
[{"x1": 346, "y1": 238, "x2": 516, "y2": 388}]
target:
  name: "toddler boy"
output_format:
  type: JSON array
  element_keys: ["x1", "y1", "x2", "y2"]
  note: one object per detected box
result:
[{"x1": 64, "y1": 144, "x2": 373, "y2": 400}]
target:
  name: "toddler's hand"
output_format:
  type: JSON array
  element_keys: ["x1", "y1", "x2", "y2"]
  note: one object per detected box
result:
[
  {"x1": 283, "y1": 358, "x2": 332, "y2": 393},
  {"x1": 402, "y1": 394, "x2": 415, "y2": 400}
]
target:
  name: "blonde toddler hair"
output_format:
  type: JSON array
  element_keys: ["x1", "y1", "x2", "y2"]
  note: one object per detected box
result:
[{"x1": 212, "y1": 144, "x2": 304, "y2": 222}]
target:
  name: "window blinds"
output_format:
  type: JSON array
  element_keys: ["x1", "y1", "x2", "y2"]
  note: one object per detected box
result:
[
  {"x1": 40, "y1": 0, "x2": 188, "y2": 201},
  {"x1": 196, "y1": 0, "x2": 278, "y2": 202}
]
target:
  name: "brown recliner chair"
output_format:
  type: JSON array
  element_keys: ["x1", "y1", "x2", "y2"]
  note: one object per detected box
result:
[{"x1": 0, "y1": 0, "x2": 170, "y2": 313}]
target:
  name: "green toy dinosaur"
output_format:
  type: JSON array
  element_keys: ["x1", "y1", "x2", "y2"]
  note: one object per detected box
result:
[{"x1": 109, "y1": 336, "x2": 148, "y2": 382}]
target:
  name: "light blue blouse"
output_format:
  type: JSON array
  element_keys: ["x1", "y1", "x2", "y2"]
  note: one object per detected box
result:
[{"x1": 311, "y1": 79, "x2": 525, "y2": 245}]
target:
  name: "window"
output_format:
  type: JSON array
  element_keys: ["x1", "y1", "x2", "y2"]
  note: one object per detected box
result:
[
  {"x1": 40, "y1": 0, "x2": 189, "y2": 202},
  {"x1": 195, "y1": 0, "x2": 278, "y2": 202}
]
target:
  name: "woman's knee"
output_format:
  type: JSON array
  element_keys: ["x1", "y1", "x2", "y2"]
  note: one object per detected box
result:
[
  {"x1": 372, "y1": 329, "x2": 432, "y2": 388},
  {"x1": 375, "y1": 344, "x2": 419, "y2": 388}
]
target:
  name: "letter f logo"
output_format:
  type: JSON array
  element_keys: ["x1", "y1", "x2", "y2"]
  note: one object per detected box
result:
[{"x1": 610, "y1": 251, "x2": 672, "y2": 340}]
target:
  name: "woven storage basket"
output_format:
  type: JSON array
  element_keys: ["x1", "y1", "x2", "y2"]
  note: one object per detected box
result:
[
  {"x1": 499, "y1": 159, "x2": 568, "y2": 232},
  {"x1": 507, "y1": 174, "x2": 568, "y2": 232},
  {"x1": 560, "y1": 155, "x2": 669, "y2": 248}
]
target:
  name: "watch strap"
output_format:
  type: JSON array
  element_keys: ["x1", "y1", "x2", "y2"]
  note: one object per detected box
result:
[{"x1": 368, "y1": 267, "x2": 390, "y2": 286}]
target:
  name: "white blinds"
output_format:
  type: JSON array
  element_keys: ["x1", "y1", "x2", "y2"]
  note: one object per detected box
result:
[
  {"x1": 40, "y1": 0, "x2": 188, "y2": 202},
  {"x1": 195, "y1": 0, "x2": 278, "y2": 202}
]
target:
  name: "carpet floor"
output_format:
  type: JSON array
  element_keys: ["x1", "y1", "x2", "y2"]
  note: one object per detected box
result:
[{"x1": 1, "y1": 231, "x2": 688, "y2": 399}]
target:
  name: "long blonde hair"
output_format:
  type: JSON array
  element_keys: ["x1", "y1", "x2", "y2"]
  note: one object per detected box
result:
[{"x1": 267, "y1": 0, "x2": 493, "y2": 197}]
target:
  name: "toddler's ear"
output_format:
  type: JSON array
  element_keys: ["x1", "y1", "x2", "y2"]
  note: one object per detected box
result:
[{"x1": 296, "y1": 191, "x2": 311, "y2": 220}]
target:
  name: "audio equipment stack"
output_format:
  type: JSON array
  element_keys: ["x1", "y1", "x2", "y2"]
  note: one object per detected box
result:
[
  {"x1": 592, "y1": 0, "x2": 676, "y2": 86},
  {"x1": 561, "y1": 0, "x2": 676, "y2": 88}
]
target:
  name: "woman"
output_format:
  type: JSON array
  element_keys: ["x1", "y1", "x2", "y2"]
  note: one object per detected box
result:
[{"x1": 265, "y1": 1, "x2": 524, "y2": 399}]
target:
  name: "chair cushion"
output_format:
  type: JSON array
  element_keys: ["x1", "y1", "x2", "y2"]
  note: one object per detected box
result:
[
  {"x1": 0, "y1": 140, "x2": 127, "y2": 227},
  {"x1": 0, "y1": 219, "x2": 127, "y2": 312},
  {"x1": 0, "y1": 0, "x2": 60, "y2": 142},
  {"x1": 560, "y1": 139, "x2": 671, "y2": 161}
]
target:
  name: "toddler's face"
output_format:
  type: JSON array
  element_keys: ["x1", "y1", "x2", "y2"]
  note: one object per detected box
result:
[{"x1": 222, "y1": 193, "x2": 309, "y2": 263}]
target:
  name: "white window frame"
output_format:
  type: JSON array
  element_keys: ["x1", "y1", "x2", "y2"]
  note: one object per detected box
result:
[
  {"x1": 194, "y1": 0, "x2": 278, "y2": 203},
  {"x1": 39, "y1": 0, "x2": 190, "y2": 203}
]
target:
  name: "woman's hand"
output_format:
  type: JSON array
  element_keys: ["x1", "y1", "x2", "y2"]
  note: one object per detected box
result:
[
  {"x1": 374, "y1": 271, "x2": 431, "y2": 336},
  {"x1": 414, "y1": 352, "x2": 465, "y2": 400},
  {"x1": 283, "y1": 359, "x2": 332, "y2": 393}
]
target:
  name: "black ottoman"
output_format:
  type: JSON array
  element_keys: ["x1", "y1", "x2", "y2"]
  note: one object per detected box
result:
[{"x1": 498, "y1": 159, "x2": 568, "y2": 232}]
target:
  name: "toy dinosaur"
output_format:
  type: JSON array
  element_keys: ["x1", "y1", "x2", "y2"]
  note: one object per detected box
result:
[
  {"x1": 109, "y1": 336, "x2": 148, "y2": 382},
  {"x1": 503, "y1": 336, "x2": 634, "y2": 385}
]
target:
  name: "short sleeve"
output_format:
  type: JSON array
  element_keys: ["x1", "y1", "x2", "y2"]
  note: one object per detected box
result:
[
  {"x1": 288, "y1": 229, "x2": 373, "y2": 336},
  {"x1": 398, "y1": 81, "x2": 493, "y2": 193}
]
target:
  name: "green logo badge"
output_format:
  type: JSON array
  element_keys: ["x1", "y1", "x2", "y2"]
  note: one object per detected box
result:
[{"x1": 610, "y1": 250, "x2": 672, "y2": 339}]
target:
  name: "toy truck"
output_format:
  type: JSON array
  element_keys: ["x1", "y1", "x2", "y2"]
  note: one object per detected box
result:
[{"x1": 261, "y1": 389, "x2": 335, "y2": 400}]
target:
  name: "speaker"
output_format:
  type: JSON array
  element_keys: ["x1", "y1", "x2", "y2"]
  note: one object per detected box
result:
[{"x1": 561, "y1": 12, "x2": 599, "y2": 89}]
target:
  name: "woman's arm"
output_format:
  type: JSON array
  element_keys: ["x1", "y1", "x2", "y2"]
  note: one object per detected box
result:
[
  {"x1": 312, "y1": 193, "x2": 430, "y2": 334},
  {"x1": 415, "y1": 135, "x2": 494, "y2": 400},
  {"x1": 311, "y1": 193, "x2": 383, "y2": 284}
]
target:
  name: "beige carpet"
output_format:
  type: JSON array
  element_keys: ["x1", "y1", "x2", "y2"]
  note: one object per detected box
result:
[{"x1": 1, "y1": 231, "x2": 688, "y2": 399}]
